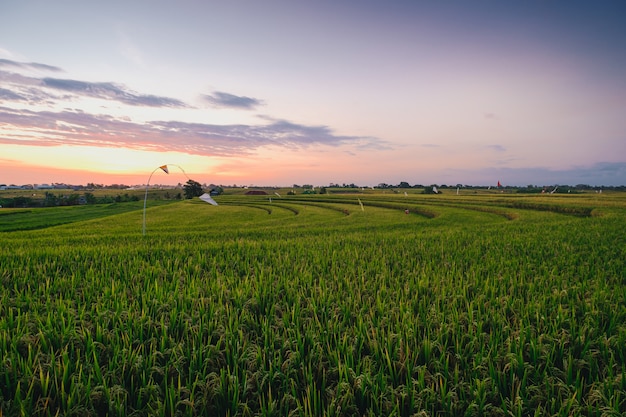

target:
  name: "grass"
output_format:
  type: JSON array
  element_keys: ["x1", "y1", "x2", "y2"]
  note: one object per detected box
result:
[
  {"x1": 0, "y1": 193, "x2": 625, "y2": 416},
  {"x1": 0, "y1": 201, "x2": 174, "y2": 232}
]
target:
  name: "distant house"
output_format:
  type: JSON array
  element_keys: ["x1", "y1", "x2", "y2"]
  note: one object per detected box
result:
[
  {"x1": 0, "y1": 184, "x2": 6, "y2": 190},
  {"x1": 245, "y1": 190, "x2": 268, "y2": 195}
]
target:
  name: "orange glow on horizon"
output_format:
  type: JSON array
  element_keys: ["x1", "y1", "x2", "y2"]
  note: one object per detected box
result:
[{"x1": 1, "y1": 144, "x2": 228, "y2": 185}]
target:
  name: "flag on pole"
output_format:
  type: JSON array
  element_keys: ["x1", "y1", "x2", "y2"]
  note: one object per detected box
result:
[
  {"x1": 199, "y1": 193, "x2": 218, "y2": 205},
  {"x1": 497, "y1": 180, "x2": 502, "y2": 187},
  {"x1": 160, "y1": 165, "x2": 169, "y2": 174}
]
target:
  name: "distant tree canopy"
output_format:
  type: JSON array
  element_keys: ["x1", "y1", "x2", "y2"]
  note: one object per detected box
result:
[
  {"x1": 183, "y1": 179, "x2": 203, "y2": 199},
  {"x1": 210, "y1": 186, "x2": 224, "y2": 196}
]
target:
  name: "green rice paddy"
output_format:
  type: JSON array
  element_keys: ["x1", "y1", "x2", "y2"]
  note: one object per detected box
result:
[{"x1": 1, "y1": 192, "x2": 625, "y2": 416}]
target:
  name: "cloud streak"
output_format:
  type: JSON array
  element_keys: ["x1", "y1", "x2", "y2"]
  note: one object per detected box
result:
[
  {"x1": 41, "y1": 78, "x2": 188, "y2": 108},
  {"x1": 0, "y1": 87, "x2": 24, "y2": 101},
  {"x1": 0, "y1": 59, "x2": 187, "y2": 108},
  {"x1": 202, "y1": 91, "x2": 263, "y2": 109},
  {"x1": 0, "y1": 58, "x2": 62, "y2": 72},
  {"x1": 486, "y1": 144, "x2": 506, "y2": 152},
  {"x1": 0, "y1": 106, "x2": 385, "y2": 156},
  {"x1": 0, "y1": 58, "x2": 386, "y2": 158}
]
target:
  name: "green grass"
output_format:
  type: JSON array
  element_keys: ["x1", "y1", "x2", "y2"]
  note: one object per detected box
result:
[
  {"x1": 0, "y1": 201, "x2": 174, "y2": 232},
  {"x1": 1, "y1": 194, "x2": 625, "y2": 416}
]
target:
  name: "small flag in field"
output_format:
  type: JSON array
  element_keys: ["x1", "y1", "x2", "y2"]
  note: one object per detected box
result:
[
  {"x1": 160, "y1": 165, "x2": 169, "y2": 174},
  {"x1": 497, "y1": 180, "x2": 502, "y2": 187},
  {"x1": 199, "y1": 193, "x2": 218, "y2": 205}
]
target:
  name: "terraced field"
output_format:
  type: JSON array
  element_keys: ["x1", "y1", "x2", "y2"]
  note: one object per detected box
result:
[{"x1": 1, "y1": 193, "x2": 625, "y2": 416}]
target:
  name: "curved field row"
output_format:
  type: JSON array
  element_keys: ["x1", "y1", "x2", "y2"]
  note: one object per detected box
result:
[
  {"x1": 306, "y1": 194, "x2": 596, "y2": 219},
  {"x1": 0, "y1": 201, "x2": 174, "y2": 232},
  {"x1": 216, "y1": 201, "x2": 300, "y2": 216},
  {"x1": 414, "y1": 197, "x2": 594, "y2": 217}
]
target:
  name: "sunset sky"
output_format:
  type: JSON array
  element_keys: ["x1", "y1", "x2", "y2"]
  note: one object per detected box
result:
[{"x1": 1, "y1": 1, "x2": 625, "y2": 187}]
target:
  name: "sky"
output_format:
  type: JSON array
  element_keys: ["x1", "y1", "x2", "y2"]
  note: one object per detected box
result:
[{"x1": 1, "y1": 1, "x2": 625, "y2": 187}]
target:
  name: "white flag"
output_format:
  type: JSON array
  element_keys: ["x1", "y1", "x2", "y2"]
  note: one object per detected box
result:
[{"x1": 199, "y1": 193, "x2": 218, "y2": 205}]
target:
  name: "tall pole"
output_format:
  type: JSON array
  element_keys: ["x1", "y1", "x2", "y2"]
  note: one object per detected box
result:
[
  {"x1": 142, "y1": 164, "x2": 191, "y2": 236},
  {"x1": 143, "y1": 166, "x2": 162, "y2": 236}
]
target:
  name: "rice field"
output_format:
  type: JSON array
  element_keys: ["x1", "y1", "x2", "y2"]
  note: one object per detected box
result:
[{"x1": 1, "y1": 192, "x2": 625, "y2": 416}]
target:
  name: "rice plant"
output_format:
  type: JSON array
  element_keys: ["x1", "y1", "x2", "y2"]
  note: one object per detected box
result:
[{"x1": 0, "y1": 193, "x2": 624, "y2": 416}]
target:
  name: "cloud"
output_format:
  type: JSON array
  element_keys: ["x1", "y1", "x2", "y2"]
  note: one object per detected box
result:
[
  {"x1": 0, "y1": 106, "x2": 387, "y2": 156},
  {"x1": 151, "y1": 117, "x2": 388, "y2": 154},
  {"x1": 0, "y1": 63, "x2": 186, "y2": 108},
  {"x1": 0, "y1": 88, "x2": 24, "y2": 101},
  {"x1": 486, "y1": 144, "x2": 506, "y2": 152},
  {"x1": 0, "y1": 58, "x2": 388, "y2": 157},
  {"x1": 0, "y1": 58, "x2": 62, "y2": 72},
  {"x1": 0, "y1": 70, "x2": 60, "y2": 105},
  {"x1": 202, "y1": 91, "x2": 263, "y2": 109},
  {"x1": 42, "y1": 78, "x2": 188, "y2": 108}
]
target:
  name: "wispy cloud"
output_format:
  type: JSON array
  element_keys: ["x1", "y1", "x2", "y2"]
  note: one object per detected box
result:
[
  {"x1": 0, "y1": 87, "x2": 24, "y2": 101},
  {"x1": 0, "y1": 58, "x2": 388, "y2": 157},
  {"x1": 0, "y1": 106, "x2": 386, "y2": 156},
  {"x1": 41, "y1": 78, "x2": 188, "y2": 108},
  {"x1": 258, "y1": 116, "x2": 390, "y2": 150},
  {"x1": 202, "y1": 91, "x2": 263, "y2": 110},
  {"x1": 0, "y1": 59, "x2": 187, "y2": 108},
  {"x1": 0, "y1": 58, "x2": 62, "y2": 72},
  {"x1": 486, "y1": 144, "x2": 506, "y2": 152}
]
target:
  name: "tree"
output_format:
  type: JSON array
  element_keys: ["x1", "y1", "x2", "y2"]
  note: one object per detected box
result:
[
  {"x1": 44, "y1": 191, "x2": 57, "y2": 207},
  {"x1": 183, "y1": 179, "x2": 203, "y2": 199},
  {"x1": 423, "y1": 185, "x2": 440, "y2": 194},
  {"x1": 84, "y1": 192, "x2": 97, "y2": 204}
]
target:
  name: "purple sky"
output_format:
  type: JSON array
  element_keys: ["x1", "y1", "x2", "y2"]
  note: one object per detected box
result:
[{"x1": 1, "y1": 0, "x2": 625, "y2": 186}]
